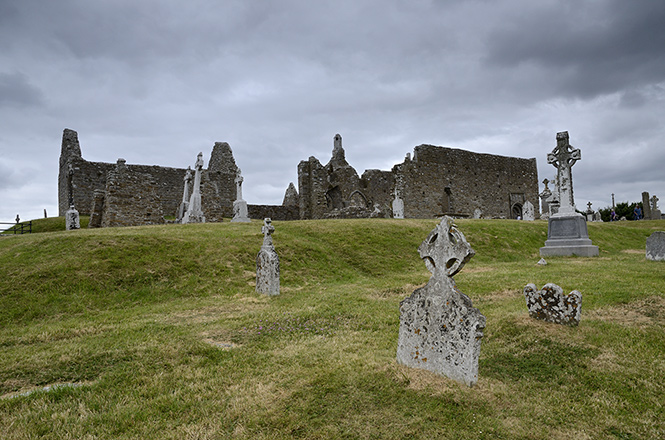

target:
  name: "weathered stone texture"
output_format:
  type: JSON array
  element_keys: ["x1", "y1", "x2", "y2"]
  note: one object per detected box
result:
[
  {"x1": 282, "y1": 182, "x2": 299, "y2": 206},
  {"x1": 65, "y1": 207, "x2": 80, "y2": 230},
  {"x1": 522, "y1": 200, "x2": 535, "y2": 221},
  {"x1": 256, "y1": 218, "x2": 279, "y2": 296},
  {"x1": 523, "y1": 283, "x2": 581, "y2": 326},
  {"x1": 88, "y1": 189, "x2": 105, "y2": 228},
  {"x1": 646, "y1": 231, "x2": 665, "y2": 261},
  {"x1": 298, "y1": 135, "x2": 539, "y2": 220},
  {"x1": 248, "y1": 205, "x2": 299, "y2": 221},
  {"x1": 397, "y1": 217, "x2": 486, "y2": 387},
  {"x1": 101, "y1": 163, "x2": 166, "y2": 227},
  {"x1": 58, "y1": 129, "x2": 239, "y2": 225}
]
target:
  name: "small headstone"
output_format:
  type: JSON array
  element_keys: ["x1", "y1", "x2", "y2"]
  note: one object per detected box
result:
[
  {"x1": 43, "y1": 209, "x2": 47, "y2": 219},
  {"x1": 537, "y1": 258, "x2": 547, "y2": 265},
  {"x1": 522, "y1": 201, "x2": 535, "y2": 221},
  {"x1": 523, "y1": 283, "x2": 581, "y2": 326},
  {"x1": 256, "y1": 218, "x2": 280, "y2": 295},
  {"x1": 65, "y1": 205, "x2": 80, "y2": 230},
  {"x1": 593, "y1": 211, "x2": 602, "y2": 222},
  {"x1": 392, "y1": 196, "x2": 404, "y2": 219},
  {"x1": 472, "y1": 208, "x2": 482, "y2": 219},
  {"x1": 646, "y1": 231, "x2": 665, "y2": 261},
  {"x1": 397, "y1": 216, "x2": 486, "y2": 387}
]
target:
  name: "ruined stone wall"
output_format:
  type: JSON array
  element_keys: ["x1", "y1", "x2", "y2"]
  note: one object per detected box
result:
[
  {"x1": 296, "y1": 136, "x2": 539, "y2": 220},
  {"x1": 58, "y1": 129, "x2": 239, "y2": 225},
  {"x1": 101, "y1": 163, "x2": 167, "y2": 227},
  {"x1": 398, "y1": 145, "x2": 539, "y2": 219},
  {"x1": 360, "y1": 169, "x2": 394, "y2": 214},
  {"x1": 248, "y1": 205, "x2": 299, "y2": 221},
  {"x1": 297, "y1": 157, "x2": 328, "y2": 220}
]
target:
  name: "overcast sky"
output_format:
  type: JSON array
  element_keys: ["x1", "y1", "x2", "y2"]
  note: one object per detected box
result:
[{"x1": 1, "y1": 0, "x2": 664, "y2": 223}]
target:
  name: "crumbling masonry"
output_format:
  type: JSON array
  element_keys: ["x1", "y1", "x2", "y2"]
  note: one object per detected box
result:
[{"x1": 58, "y1": 129, "x2": 539, "y2": 226}]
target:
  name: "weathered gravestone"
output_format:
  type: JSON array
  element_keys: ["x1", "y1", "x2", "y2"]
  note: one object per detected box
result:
[
  {"x1": 392, "y1": 189, "x2": 404, "y2": 219},
  {"x1": 646, "y1": 231, "x2": 665, "y2": 261},
  {"x1": 522, "y1": 200, "x2": 535, "y2": 221},
  {"x1": 523, "y1": 283, "x2": 581, "y2": 326},
  {"x1": 232, "y1": 168, "x2": 251, "y2": 222},
  {"x1": 540, "y1": 131, "x2": 598, "y2": 257},
  {"x1": 396, "y1": 216, "x2": 486, "y2": 387},
  {"x1": 182, "y1": 153, "x2": 205, "y2": 224},
  {"x1": 256, "y1": 218, "x2": 280, "y2": 295}
]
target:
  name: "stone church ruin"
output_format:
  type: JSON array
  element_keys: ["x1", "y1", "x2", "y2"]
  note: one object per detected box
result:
[
  {"x1": 58, "y1": 129, "x2": 539, "y2": 226},
  {"x1": 298, "y1": 134, "x2": 539, "y2": 220}
]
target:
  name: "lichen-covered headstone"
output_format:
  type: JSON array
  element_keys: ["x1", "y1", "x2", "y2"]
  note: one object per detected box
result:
[
  {"x1": 256, "y1": 218, "x2": 279, "y2": 295},
  {"x1": 523, "y1": 283, "x2": 581, "y2": 326},
  {"x1": 396, "y1": 216, "x2": 486, "y2": 387},
  {"x1": 646, "y1": 231, "x2": 665, "y2": 261}
]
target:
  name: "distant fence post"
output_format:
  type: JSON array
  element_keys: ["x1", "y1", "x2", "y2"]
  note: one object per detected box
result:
[{"x1": 1, "y1": 219, "x2": 32, "y2": 235}]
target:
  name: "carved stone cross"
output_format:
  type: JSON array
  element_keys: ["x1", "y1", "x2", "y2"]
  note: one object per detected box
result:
[
  {"x1": 235, "y1": 168, "x2": 244, "y2": 201},
  {"x1": 262, "y1": 218, "x2": 275, "y2": 247},
  {"x1": 547, "y1": 131, "x2": 580, "y2": 215}
]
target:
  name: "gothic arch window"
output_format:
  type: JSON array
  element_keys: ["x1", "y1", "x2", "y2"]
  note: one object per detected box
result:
[{"x1": 348, "y1": 190, "x2": 369, "y2": 208}]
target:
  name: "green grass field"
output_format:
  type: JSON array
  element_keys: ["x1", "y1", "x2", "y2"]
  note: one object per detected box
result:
[{"x1": 1, "y1": 218, "x2": 663, "y2": 439}]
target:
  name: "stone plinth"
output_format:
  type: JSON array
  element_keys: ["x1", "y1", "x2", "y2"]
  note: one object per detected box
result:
[
  {"x1": 646, "y1": 231, "x2": 665, "y2": 261},
  {"x1": 524, "y1": 283, "x2": 581, "y2": 326},
  {"x1": 65, "y1": 206, "x2": 80, "y2": 230},
  {"x1": 540, "y1": 214, "x2": 599, "y2": 257},
  {"x1": 396, "y1": 217, "x2": 486, "y2": 387}
]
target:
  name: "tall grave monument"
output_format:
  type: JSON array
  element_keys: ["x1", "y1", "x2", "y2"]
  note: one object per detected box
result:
[
  {"x1": 182, "y1": 153, "x2": 206, "y2": 224},
  {"x1": 65, "y1": 164, "x2": 80, "y2": 230},
  {"x1": 231, "y1": 168, "x2": 250, "y2": 222},
  {"x1": 540, "y1": 132, "x2": 598, "y2": 257}
]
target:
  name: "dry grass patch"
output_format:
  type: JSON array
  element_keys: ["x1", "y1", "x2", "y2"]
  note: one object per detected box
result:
[
  {"x1": 621, "y1": 249, "x2": 644, "y2": 254},
  {"x1": 586, "y1": 296, "x2": 665, "y2": 328}
]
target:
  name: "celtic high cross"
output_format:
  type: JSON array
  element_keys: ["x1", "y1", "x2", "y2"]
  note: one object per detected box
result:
[{"x1": 547, "y1": 131, "x2": 581, "y2": 215}]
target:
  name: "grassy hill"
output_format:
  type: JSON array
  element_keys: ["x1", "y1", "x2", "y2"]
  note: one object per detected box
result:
[{"x1": 1, "y1": 218, "x2": 663, "y2": 439}]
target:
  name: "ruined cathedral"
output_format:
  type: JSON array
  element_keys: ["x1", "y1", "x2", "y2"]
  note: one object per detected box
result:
[{"x1": 58, "y1": 129, "x2": 539, "y2": 226}]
